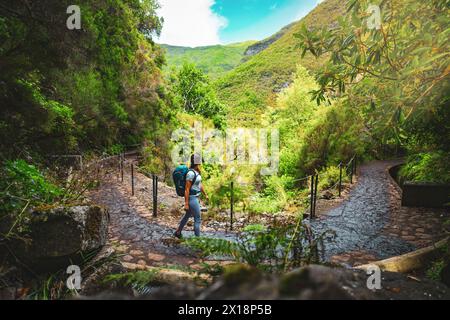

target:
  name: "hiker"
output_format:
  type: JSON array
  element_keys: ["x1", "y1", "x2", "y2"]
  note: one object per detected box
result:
[{"x1": 173, "y1": 154, "x2": 209, "y2": 238}]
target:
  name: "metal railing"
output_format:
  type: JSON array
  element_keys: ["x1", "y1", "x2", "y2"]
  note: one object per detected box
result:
[
  {"x1": 52, "y1": 148, "x2": 359, "y2": 232},
  {"x1": 227, "y1": 155, "x2": 358, "y2": 227}
]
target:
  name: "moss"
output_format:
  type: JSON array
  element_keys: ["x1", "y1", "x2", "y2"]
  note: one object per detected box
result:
[
  {"x1": 279, "y1": 268, "x2": 311, "y2": 296},
  {"x1": 222, "y1": 264, "x2": 262, "y2": 287},
  {"x1": 426, "y1": 259, "x2": 445, "y2": 282}
]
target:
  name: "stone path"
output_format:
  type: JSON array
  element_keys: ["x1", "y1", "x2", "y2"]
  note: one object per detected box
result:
[
  {"x1": 89, "y1": 162, "x2": 236, "y2": 270},
  {"x1": 90, "y1": 159, "x2": 449, "y2": 271},
  {"x1": 309, "y1": 160, "x2": 449, "y2": 267}
]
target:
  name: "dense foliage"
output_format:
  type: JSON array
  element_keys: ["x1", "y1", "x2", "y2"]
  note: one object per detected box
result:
[
  {"x1": 170, "y1": 63, "x2": 225, "y2": 128},
  {"x1": 295, "y1": 0, "x2": 450, "y2": 182},
  {"x1": 0, "y1": 0, "x2": 173, "y2": 158},
  {"x1": 0, "y1": 0, "x2": 176, "y2": 238},
  {"x1": 184, "y1": 223, "x2": 328, "y2": 272},
  {"x1": 399, "y1": 152, "x2": 450, "y2": 184}
]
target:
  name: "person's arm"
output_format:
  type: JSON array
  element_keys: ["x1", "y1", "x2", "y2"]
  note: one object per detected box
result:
[
  {"x1": 201, "y1": 185, "x2": 209, "y2": 202},
  {"x1": 185, "y1": 180, "x2": 192, "y2": 211}
]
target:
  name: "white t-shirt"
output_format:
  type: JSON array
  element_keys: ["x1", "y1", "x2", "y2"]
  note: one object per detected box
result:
[{"x1": 186, "y1": 170, "x2": 201, "y2": 196}]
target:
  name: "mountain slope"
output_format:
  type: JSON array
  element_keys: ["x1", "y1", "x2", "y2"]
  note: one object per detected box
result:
[
  {"x1": 214, "y1": 0, "x2": 347, "y2": 126},
  {"x1": 243, "y1": 21, "x2": 296, "y2": 58},
  {"x1": 161, "y1": 41, "x2": 256, "y2": 80}
]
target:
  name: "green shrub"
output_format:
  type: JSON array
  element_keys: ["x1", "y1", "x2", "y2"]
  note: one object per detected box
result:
[
  {"x1": 105, "y1": 144, "x2": 124, "y2": 156},
  {"x1": 318, "y1": 165, "x2": 348, "y2": 191},
  {"x1": 248, "y1": 195, "x2": 283, "y2": 214},
  {"x1": 426, "y1": 260, "x2": 445, "y2": 282},
  {"x1": 0, "y1": 160, "x2": 63, "y2": 238},
  {"x1": 184, "y1": 223, "x2": 330, "y2": 272},
  {"x1": 248, "y1": 175, "x2": 289, "y2": 214},
  {"x1": 399, "y1": 151, "x2": 450, "y2": 183},
  {"x1": 1, "y1": 159, "x2": 62, "y2": 204},
  {"x1": 202, "y1": 165, "x2": 255, "y2": 212}
]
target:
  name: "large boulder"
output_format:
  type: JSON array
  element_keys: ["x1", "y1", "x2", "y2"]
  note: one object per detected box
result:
[
  {"x1": 441, "y1": 262, "x2": 450, "y2": 287},
  {"x1": 141, "y1": 264, "x2": 450, "y2": 300},
  {"x1": 14, "y1": 205, "x2": 109, "y2": 271}
]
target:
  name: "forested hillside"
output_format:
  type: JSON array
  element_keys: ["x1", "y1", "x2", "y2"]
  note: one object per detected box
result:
[
  {"x1": 0, "y1": 0, "x2": 173, "y2": 160},
  {"x1": 161, "y1": 0, "x2": 449, "y2": 211},
  {"x1": 161, "y1": 41, "x2": 255, "y2": 79},
  {"x1": 214, "y1": 0, "x2": 346, "y2": 126},
  {"x1": 0, "y1": 0, "x2": 181, "y2": 246}
]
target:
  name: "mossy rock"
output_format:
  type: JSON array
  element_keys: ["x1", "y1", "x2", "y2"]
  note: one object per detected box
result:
[
  {"x1": 279, "y1": 265, "x2": 354, "y2": 299},
  {"x1": 222, "y1": 263, "x2": 262, "y2": 286},
  {"x1": 440, "y1": 261, "x2": 450, "y2": 287},
  {"x1": 12, "y1": 205, "x2": 109, "y2": 272}
]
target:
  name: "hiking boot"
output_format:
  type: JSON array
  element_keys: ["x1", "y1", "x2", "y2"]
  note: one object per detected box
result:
[{"x1": 173, "y1": 231, "x2": 183, "y2": 239}]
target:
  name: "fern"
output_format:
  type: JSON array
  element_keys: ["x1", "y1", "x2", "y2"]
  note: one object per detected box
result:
[
  {"x1": 103, "y1": 270, "x2": 160, "y2": 290},
  {"x1": 183, "y1": 222, "x2": 328, "y2": 272}
]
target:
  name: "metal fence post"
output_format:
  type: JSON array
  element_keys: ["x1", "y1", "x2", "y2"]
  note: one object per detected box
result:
[
  {"x1": 339, "y1": 163, "x2": 343, "y2": 197},
  {"x1": 230, "y1": 181, "x2": 234, "y2": 231},
  {"x1": 350, "y1": 159, "x2": 354, "y2": 184},
  {"x1": 153, "y1": 174, "x2": 158, "y2": 217},
  {"x1": 97, "y1": 165, "x2": 101, "y2": 186},
  {"x1": 120, "y1": 154, "x2": 124, "y2": 183},
  {"x1": 117, "y1": 155, "x2": 120, "y2": 182},
  {"x1": 313, "y1": 174, "x2": 319, "y2": 218},
  {"x1": 131, "y1": 163, "x2": 135, "y2": 196},
  {"x1": 310, "y1": 175, "x2": 314, "y2": 219}
]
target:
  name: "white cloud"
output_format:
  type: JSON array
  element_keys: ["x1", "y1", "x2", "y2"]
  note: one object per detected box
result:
[{"x1": 156, "y1": 0, "x2": 228, "y2": 47}]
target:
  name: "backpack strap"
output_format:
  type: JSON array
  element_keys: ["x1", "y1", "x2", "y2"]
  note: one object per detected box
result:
[{"x1": 187, "y1": 169, "x2": 199, "y2": 195}]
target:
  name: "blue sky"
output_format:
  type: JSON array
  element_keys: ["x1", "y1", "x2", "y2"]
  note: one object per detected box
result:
[
  {"x1": 213, "y1": 0, "x2": 318, "y2": 44},
  {"x1": 157, "y1": 0, "x2": 321, "y2": 47}
]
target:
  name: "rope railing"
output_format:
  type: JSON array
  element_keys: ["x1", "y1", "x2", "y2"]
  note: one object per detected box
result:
[
  {"x1": 58, "y1": 146, "x2": 359, "y2": 232},
  {"x1": 119, "y1": 159, "x2": 162, "y2": 218},
  {"x1": 226, "y1": 155, "x2": 358, "y2": 224}
]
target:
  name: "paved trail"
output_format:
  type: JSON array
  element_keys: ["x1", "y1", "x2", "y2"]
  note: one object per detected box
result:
[
  {"x1": 309, "y1": 160, "x2": 449, "y2": 266},
  {"x1": 90, "y1": 159, "x2": 448, "y2": 270},
  {"x1": 89, "y1": 165, "x2": 235, "y2": 270}
]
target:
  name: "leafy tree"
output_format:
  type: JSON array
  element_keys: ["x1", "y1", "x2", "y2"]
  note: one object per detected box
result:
[
  {"x1": 295, "y1": 0, "x2": 450, "y2": 180},
  {"x1": 173, "y1": 63, "x2": 226, "y2": 128},
  {"x1": 0, "y1": 0, "x2": 172, "y2": 157},
  {"x1": 296, "y1": 0, "x2": 449, "y2": 108}
]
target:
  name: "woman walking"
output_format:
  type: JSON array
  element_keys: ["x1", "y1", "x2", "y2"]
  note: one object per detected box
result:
[{"x1": 174, "y1": 154, "x2": 209, "y2": 238}]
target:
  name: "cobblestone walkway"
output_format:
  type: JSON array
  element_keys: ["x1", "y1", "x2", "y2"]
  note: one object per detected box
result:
[
  {"x1": 89, "y1": 164, "x2": 235, "y2": 270},
  {"x1": 309, "y1": 160, "x2": 449, "y2": 266},
  {"x1": 90, "y1": 159, "x2": 449, "y2": 270}
]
